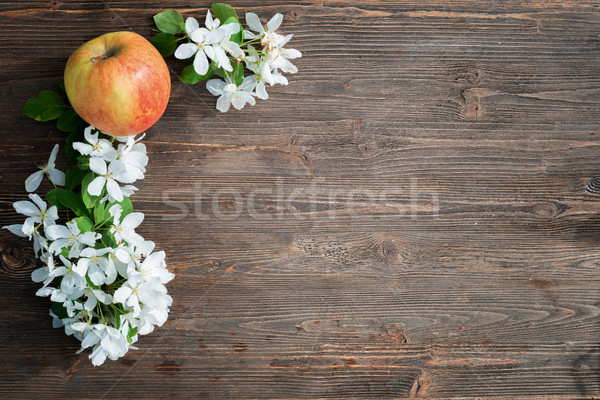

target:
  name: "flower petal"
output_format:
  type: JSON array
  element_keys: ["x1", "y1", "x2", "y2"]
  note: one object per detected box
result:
[
  {"x1": 79, "y1": 231, "x2": 100, "y2": 247},
  {"x1": 205, "y1": 10, "x2": 214, "y2": 29},
  {"x1": 216, "y1": 95, "x2": 231, "y2": 112},
  {"x1": 174, "y1": 43, "x2": 198, "y2": 60},
  {"x1": 215, "y1": 47, "x2": 232, "y2": 71},
  {"x1": 206, "y1": 79, "x2": 226, "y2": 96},
  {"x1": 267, "y1": 13, "x2": 283, "y2": 33},
  {"x1": 84, "y1": 295, "x2": 97, "y2": 311},
  {"x1": 72, "y1": 142, "x2": 93, "y2": 155},
  {"x1": 191, "y1": 27, "x2": 209, "y2": 44},
  {"x1": 255, "y1": 81, "x2": 268, "y2": 99},
  {"x1": 14, "y1": 200, "x2": 39, "y2": 217},
  {"x1": 193, "y1": 50, "x2": 209, "y2": 75},
  {"x1": 88, "y1": 264, "x2": 105, "y2": 286},
  {"x1": 185, "y1": 17, "x2": 199, "y2": 37},
  {"x1": 25, "y1": 171, "x2": 44, "y2": 193},
  {"x1": 3, "y1": 224, "x2": 26, "y2": 238},
  {"x1": 114, "y1": 285, "x2": 133, "y2": 304},
  {"x1": 243, "y1": 30, "x2": 258, "y2": 40},
  {"x1": 220, "y1": 22, "x2": 240, "y2": 37},
  {"x1": 106, "y1": 179, "x2": 123, "y2": 202},
  {"x1": 231, "y1": 94, "x2": 247, "y2": 110},
  {"x1": 282, "y1": 47, "x2": 302, "y2": 60},
  {"x1": 46, "y1": 206, "x2": 59, "y2": 221},
  {"x1": 122, "y1": 212, "x2": 144, "y2": 230},
  {"x1": 48, "y1": 144, "x2": 60, "y2": 164},
  {"x1": 31, "y1": 267, "x2": 49, "y2": 283},
  {"x1": 48, "y1": 168, "x2": 65, "y2": 186},
  {"x1": 29, "y1": 193, "x2": 46, "y2": 212},
  {"x1": 245, "y1": 12, "x2": 264, "y2": 33},
  {"x1": 84, "y1": 126, "x2": 98, "y2": 144},
  {"x1": 89, "y1": 156, "x2": 107, "y2": 175},
  {"x1": 21, "y1": 217, "x2": 36, "y2": 237},
  {"x1": 87, "y1": 176, "x2": 106, "y2": 196},
  {"x1": 224, "y1": 41, "x2": 244, "y2": 58}
]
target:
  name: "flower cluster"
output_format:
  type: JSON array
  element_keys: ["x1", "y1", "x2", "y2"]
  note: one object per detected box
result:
[
  {"x1": 152, "y1": 4, "x2": 301, "y2": 112},
  {"x1": 3, "y1": 126, "x2": 173, "y2": 366}
]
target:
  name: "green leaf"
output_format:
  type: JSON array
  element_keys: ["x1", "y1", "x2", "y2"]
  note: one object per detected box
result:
[
  {"x1": 106, "y1": 197, "x2": 133, "y2": 221},
  {"x1": 46, "y1": 188, "x2": 65, "y2": 209},
  {"x1": 65, "y1": 168, "x2": 87, "y2": 190},
  {"x1": 110, "y1": 305, "x2": 126, "y2": 328},
  {"x1": 119, "y1": 197, "x2": 133, "y2": 217},
  {"x1": 127, "y1": 325, "x2": 138, "y2": 343},
  {"x1": 214, "y1": 66, "x2": 227, "y2": 78},
  {"x1": 153, "y1": 9, "x2": 184, "y2": 34},
  {"x1": 233, "y1": 61, "x2": 244, "y2": 86},
  {"x1": 150, "y1": 32, "x2": 178, "y2": 57},
  {"x1": 23, "y1": 90, "x2": 65, "y2": 122},
  {"x1": 77, "y1": 155, "x2": 90, "y2": 171},
  {"x1": 73, "y1": 215, "x2": 94, "y2": 233},
  {"x1": 210, "y1": 3, "x2": 237, "y2": 23},
  {"x1": 65, "y1": 129, "x2": 84, "y2": 167},
  {"x1": 223, "y1": 16, "x2": 243, "y2": 45},
  {"x1": 81, "y1": 172, "x2": 101, "y2": 209},
  {"x1": 51, "y1": 302, "x2": 69, "y2": 320},
  {"x1": 56, "y1": 189, "x2": 89, "y2": 217},
  {"x1": 93, "y1": 203, "x2": 107, "y2": 226},
  {"x1": 180, "y1": 63, "x2": 216, "y2": 84},
  {"x1": 101, "y1": 230, "x2": 117, "y2": 248},
  {"x1": 57, "y1": 108, "x2": 84, "y2": 132}
]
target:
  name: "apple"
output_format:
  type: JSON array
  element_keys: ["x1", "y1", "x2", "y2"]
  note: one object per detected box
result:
[{"x1": 64, "y1": 31, "x2": 171, "y2": 137}]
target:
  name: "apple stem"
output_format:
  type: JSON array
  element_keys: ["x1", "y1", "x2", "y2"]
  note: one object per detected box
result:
[{"x1": 91, "y1": 55, "x2": 108, "y2": 63}]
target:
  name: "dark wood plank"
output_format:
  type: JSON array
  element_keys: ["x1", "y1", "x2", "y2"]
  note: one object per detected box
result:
[{"x1": 0, "y1": 0, "x2": 599, "y2": 398}]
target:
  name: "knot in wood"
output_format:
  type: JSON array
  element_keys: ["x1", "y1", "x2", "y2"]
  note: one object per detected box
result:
[
  {"x1": 586, "y1": 176, "x2": 600, "y2": 195},
  {"x1": 0, "y1": 239, "x2": 35, "y2": 283}
]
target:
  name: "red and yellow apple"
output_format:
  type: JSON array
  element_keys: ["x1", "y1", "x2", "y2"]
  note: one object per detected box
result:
[{"x1": 64, "y1": 31, "x2": 171, "y2": 137}]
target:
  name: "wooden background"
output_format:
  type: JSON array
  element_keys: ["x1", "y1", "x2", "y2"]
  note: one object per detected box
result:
[{"x1": 1, "y1": 0, "x2": 599, "y2": 398}]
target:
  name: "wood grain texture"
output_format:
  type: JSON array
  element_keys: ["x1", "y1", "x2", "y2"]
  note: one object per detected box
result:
[{"x1": 1, "y1": 0, "x2": 600, "y2": 398}]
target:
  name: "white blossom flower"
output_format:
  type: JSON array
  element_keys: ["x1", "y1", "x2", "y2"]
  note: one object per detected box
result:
[
  {"x1": 36, "y1": 255, "x2": 86, "y2": 296},
  {"x1": 264, "y1": 36, "x2": 302, "y2": 76},
  {"x1": 244, "y1": 12, "x2": 284, "y2": 45},
  {"x1": 73, "y1": 126, "x2": 117, "y2": 161},
  {"x1": 87, "y1": 159, "x2": 137, "y2": 202},
  {"x1": 206, "y1": 76, "x2": 256, "y2": 112},
  {"x1": 114, "y1": 240, "x2": 155, "y2": 277},
  {"x1": 109, "y1": 204, "x2": 144, "y2": 246},
  {"x1": 175, "y1": 12, "x2": 242, "y2": 75},
  {"x1": 63, "y1": 299, "x2": 85, "y2": 318},
  {"x1": 103, "y1": 184, "x2": 137, "y2": 203},
  {"x1": 75, "y1": 323, "x2": 129, "y2": 366},
  {"x1": 31, "y1": 254, "x2": 61, "y2": 287},
  {"x1": 115, "y1": 136, "x2": 148, "y2": 181},
  {"x1": 36, "y1": 285, "x2": 68, "y2": 303},
  {"x1": 131, "y1": 250, "x2": 174, "y2": 284},
  {"x1": 32, "y1": 231, "x2": 49, "y2": 258},
  {"x1": 46, "y1": 221, "x2": 100, "y2": 258},
  {"x1": 125, "y1": 301, "x2": 171, "y2": 335},
  {"x1": 243, "y1": 13, "x2": 301, "y2": 85},
  {"x1": 114, "y1": 276, "x2": 170, "y2": 315},
  {"x1": 25, "y1": 144, "x2": 65, "y2": 192},
  {"x1": 213, "y1": 36, "x2": 245, "y2": 71},
  {"x1": 75, "y1": 247, "x2": 116, "y2": 286},
  {"x1": 81, "y1": 286, "x2": 113, "y2": 312},
  {"x1": 11, "y1": 193, "x2": 58, "y2": 237}
]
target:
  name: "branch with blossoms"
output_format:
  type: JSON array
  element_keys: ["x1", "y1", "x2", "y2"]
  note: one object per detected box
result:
[
  {"x1": 3, "y1": 90, "x2": 174, "y2": 366},
  {"x1": 150, "y1": 3, "x2": 301, "y2": 112}
]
